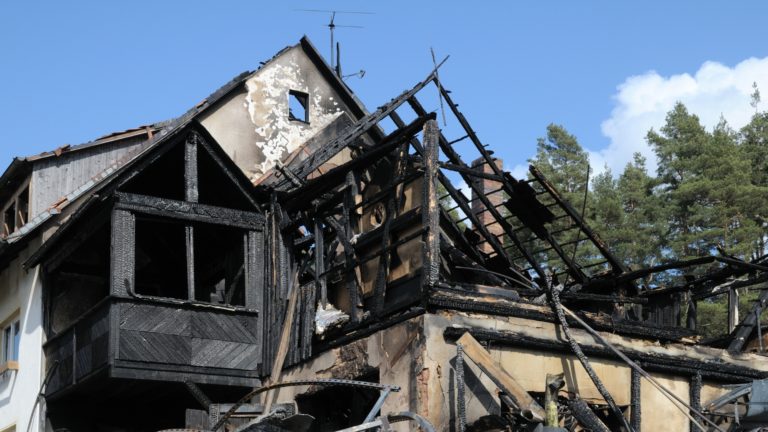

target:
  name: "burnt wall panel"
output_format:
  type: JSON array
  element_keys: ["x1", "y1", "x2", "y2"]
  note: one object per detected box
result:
[
  {"x1": 110, "y1": 209, "x2": 135, "y2": 297},
  {"x1": 74, "y1": 304, "x2": 110, "y2": 380},
  {"x1": 119, "y1": 330, "x2": 192, "y2": 365},
  {"x1": 190, "y1": 311, "x2": 258, "y2": 344},
  {"x1": 119, "y1": 303, "x2": 190, "y2": 336},
  {"x1": 44, "y1": 332, "x2": 74, "y2": 396},
  {"x1": 191, "y1": 339, "x2": 261, "y2": 370}
]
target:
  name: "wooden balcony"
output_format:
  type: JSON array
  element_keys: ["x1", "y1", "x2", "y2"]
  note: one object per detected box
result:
[{"x1": 44, "y1": 295, "x2": 261, "y2": 399}]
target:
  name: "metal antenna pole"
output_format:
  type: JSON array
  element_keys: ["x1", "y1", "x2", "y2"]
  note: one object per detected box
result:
[{"x1": 329, "y1": 12, "x2": 335, "y2": 71}]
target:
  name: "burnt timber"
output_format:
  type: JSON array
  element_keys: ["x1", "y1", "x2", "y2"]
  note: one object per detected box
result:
[{"x1": 4, "y1": 37, "x2": 768, "y2": 432}]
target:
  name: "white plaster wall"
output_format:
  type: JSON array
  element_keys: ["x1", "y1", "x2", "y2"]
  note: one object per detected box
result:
[
  {"x1": 199, "y1": 45, "x2": 350, "y2": 181},
  {"x1": 0, "y1": 242, "x2": 44, "y2": 432}
]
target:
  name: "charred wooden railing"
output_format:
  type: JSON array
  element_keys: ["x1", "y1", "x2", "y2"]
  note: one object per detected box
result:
[{"x1": 43, "y1": 295, "x2": 262, "y2": 399}]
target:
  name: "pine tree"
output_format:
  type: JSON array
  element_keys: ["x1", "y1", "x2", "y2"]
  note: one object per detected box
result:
[
  {"x1": 647, "y1": 103, "x2": 711, "y2": 260},
  {"x1": 740, "y1": 110, "x2": 768, "y2": 258},
  {"x1": 529, "y1": 124, "x2": 599, "y2": 271},
  {"x1": 531, "y1": 124, "x2": 591, "y2": 204},
  {"x1": 614, "y1": 154, "x2": 666, "y2": 278}
]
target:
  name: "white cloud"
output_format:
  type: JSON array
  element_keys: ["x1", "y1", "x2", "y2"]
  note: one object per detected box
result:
[
  {"x1": 597, "y1": 57, "x2": 768, "y2": 175},
  {"x1": 507, "y1": 163, "x2": 529, "y2": 181}
]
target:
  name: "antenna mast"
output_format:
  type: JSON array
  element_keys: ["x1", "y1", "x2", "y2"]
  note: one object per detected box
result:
[
  {"x1": 329, "y1": 12, "x2": 336, "y2": 73},
  {"x1": 295, "y1": 9, "x2": 372, "y2": 77}
]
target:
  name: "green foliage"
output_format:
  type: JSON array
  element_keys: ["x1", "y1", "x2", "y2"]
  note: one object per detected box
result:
[
  {"x1": 528, "y1": 124, "x2": 599, "y2": 271},
  {"x1": 695, "y1": 289, "x2": 768, "y2": 339},
  {"x1": 530, "y1": 101, "x2": 768, "y2": 288}
]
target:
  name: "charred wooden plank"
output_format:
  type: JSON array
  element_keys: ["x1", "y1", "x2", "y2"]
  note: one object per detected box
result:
[
  {"x1": 727, "y1": 285, "x2": 768, "y2": 353},
  {"x1": 568, "y1": 398, "x2": 610, "y2": 432},
  {"x1": 387, "y1": 109, "x2": 485, "y2": 267},
  {"x1": 185, "y1": 133, "x2": 199, "y2": 203},
  {"x1": 114, "y1": 192, "x2": 264, "y2": 229},
  {"x1": 110, "y1": 209, "x2": 135, "y2": 297},
  {"x1": 456, "y1": 332, "x2": 546, "y2": 422},
  {"x1": 272, "y1": 72, "x2": 439, "y2": 191},
  {"x1": 690, "y1": 372, "x2": 702, "y2": 432},
  {"x1": 444, "y1": 326, "x2": 764, "y2": 381},
  {"x1": 421, "y1": 119, "x2": 440, "y2": 295},
  {"x1": 283, "y1": 113, "x2": 434, "y2": 212},
  {"x1": 429, "y1": 289, "x2": 696, "y2": 342},
  {"x1": 409, "y1": 96, "x2": 540, "y2": 281},
  {"x1": 630, "y1": 369, "x2": 641, "y2": 430}
]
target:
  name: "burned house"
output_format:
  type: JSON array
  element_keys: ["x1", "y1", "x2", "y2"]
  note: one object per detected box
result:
[{"x1": 2, "y1": 37, "x2": 768, "y2": 432}]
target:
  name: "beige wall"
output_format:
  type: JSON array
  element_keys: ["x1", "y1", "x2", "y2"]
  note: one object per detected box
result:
[
  {"x1": 264, "y1": 309, "x2": 756, "y2": 431},
  {"x1": 423, "y1": 311, "x2": 753, "y2": 431},
  {"x1": 199, "y1": 45, "x2": 358, "y2": 182}
]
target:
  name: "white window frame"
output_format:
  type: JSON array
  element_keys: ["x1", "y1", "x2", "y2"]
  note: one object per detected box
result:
[{"x1": 2, "y1": 318, "x2": 20, "y2": 364}]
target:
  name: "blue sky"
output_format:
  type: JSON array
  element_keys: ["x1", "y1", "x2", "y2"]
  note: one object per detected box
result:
[{"x1": 2, "y1": 1, "x2": 768, "y2": 177}]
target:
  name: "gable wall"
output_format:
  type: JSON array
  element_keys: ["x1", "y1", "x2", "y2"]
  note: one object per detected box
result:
[
  {"x1": 199, "y1": 45, "x2": 356, "y2": 181},
  {"x1": 30, "y1": 137, "x2": 150, "y2": 218}
]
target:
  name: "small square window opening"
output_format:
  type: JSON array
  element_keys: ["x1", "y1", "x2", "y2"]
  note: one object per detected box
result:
[{"x1": 289, "y1": 90, "x2": 309, "y2": 123}]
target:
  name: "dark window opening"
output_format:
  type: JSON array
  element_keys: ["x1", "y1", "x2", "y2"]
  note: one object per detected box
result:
[
  {"x1": 48, "y1": 222, "x2": 111, "y2": 335},
  {"x1": 121, "y1": 143, "x2": 185, "y2": 201},
  {"x1": 194, "y1": 224, "x2": 246, "y2": 306},
  {"x1": 296, "y1": 369, "x2": 379, "y2": 431},
  {"x1": 3, "y1": 202, "x2": 16, "y2": 236},
  {"x1": 17, "y1": 186, "x2": 28, "y2": 227},
  {"x1": 135, "y1": 217, "x2": 188, "y2": 300},
  {"x1": 289, "y1": 90, "x2": 309, "y2": 123},
  {"x1": 197, "y1": 144, "x2": 254, "y2": 211}
]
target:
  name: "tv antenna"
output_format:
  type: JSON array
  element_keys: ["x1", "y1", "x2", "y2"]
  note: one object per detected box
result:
[{"x1": 295, "y1": 9, "x2": 373, "y2": 76}]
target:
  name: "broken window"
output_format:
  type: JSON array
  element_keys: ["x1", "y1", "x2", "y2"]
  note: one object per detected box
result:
[
  {"x1": 289, "y1": 90, "x2": 309, "y2": 123},
  {"x1": 135, "y1": 217, "x2": 188, "y2": 300},
  {"x1": 193, "y1": 224, "x2": 246, "y2": 305},
  {"x1": 133, "y1": 216, "x2": 248, "y2": 306}
]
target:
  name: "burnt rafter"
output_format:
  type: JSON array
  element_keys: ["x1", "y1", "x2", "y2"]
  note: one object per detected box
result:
[
  {"x1": 271, "y1": 71, "x2": 440, "y2": 192},
  {"x1": 114, "y1": 192, "x2": 264, "y2": 229},
  {"x1": 282, "y1": 113, "x2": 436, "y2": 211}
]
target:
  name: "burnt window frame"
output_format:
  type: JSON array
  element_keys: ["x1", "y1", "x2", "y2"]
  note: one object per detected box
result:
[
  {"x1": 288, "y1": 90, "x2": 310, "y2": 124},
  {"x1": 129, "y1": 213, "x2": 251, "y2": 307}
]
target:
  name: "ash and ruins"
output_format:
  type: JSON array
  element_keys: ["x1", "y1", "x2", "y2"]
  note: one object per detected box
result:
[{"x1": 1, "y1": 37, "x2": 768, "y2": 432}]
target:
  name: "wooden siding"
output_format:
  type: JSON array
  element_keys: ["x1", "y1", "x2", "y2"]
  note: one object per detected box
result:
[
  {"x1": 31, "y1": 137, "x2": 149, "y2": 216},
  {"x1": 44, "y1": 297, "x2": 262, "y2": 397}
]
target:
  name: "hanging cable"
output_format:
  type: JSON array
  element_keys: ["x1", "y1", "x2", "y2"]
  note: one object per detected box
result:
[
  {"x1": 557, "y1": 301, "x2": 725, "y2": 432},
  {"x1": 547, "y1": 277, "x2": 634, "y2": 431}
]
